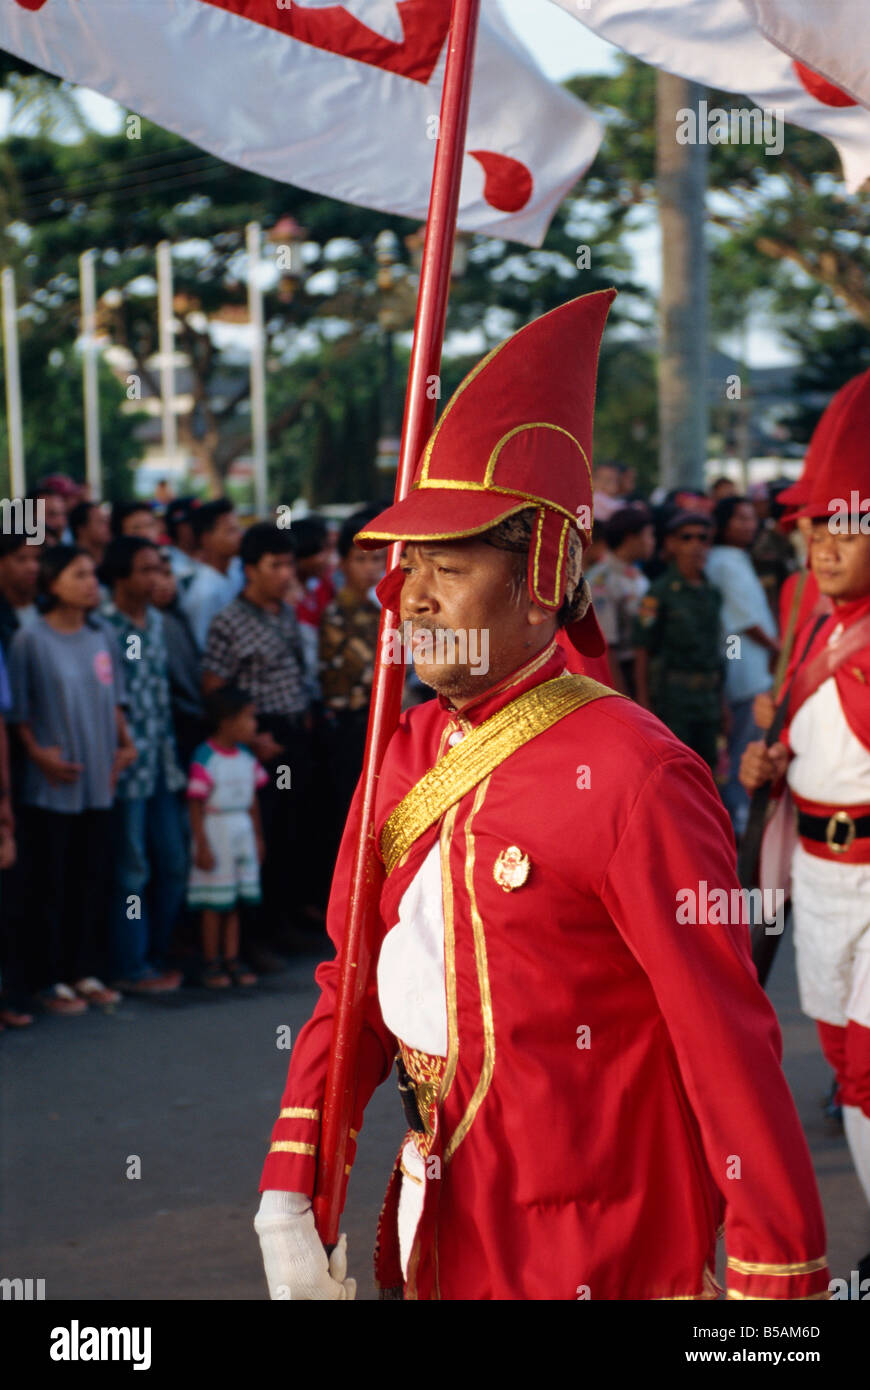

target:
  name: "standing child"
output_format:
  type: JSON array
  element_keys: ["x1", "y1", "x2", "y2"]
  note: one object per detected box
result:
[{"x1": 187, "y1": 686, "x2": 266, "y2": 988}]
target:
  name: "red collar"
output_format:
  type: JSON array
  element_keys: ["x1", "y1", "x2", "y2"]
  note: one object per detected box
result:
[{"x1": 438, "y1": 639, "x2": 566, "y2": 731}]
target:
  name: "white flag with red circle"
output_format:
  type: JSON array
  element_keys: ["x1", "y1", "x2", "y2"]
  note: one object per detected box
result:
[
  {"x1": 0, "y1": 0, "x2": 602, "y2": 246},
  {"x1": 551, "y1": 0, "x2": 870, "y2": 192},
  {"x1": 738, "y1": 0, "x2": 870, "y2": 112}
]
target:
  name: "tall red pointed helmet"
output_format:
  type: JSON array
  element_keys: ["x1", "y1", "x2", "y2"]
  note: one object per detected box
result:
[
  {"x1": 781, "y1": 367, "x2": 870, "y2": 519},
  {"x1": 356, "y1": 289, "x2": 617, "y2": 655}
]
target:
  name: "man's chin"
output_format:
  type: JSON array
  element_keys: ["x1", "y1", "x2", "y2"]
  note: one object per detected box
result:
[
  {"x1": 412, "y1": 659, "x2": 478, "y2": 699},
  {"x1": 814, "y1": 575, "x2": 843, "y2": 597}
]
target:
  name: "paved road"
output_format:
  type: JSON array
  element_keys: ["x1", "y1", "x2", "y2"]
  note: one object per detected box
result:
[{"x1": 1, "y1": 933, "x2": 867, "y2": 1300}]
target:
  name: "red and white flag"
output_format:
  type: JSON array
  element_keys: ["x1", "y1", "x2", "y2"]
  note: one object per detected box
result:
[
  {"x1": 0, "y1": 0, "x2": 601, "y2": 247},
  {"x1": 738, "y1": 0, "x2": 870, "y2": 111},
  {"x1": 550, "y1": 0, "x2": 870, "y2": 191}
]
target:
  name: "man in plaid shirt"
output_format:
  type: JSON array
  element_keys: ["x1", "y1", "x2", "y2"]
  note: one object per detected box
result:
[{"x1": 202, "y1": 523, "x2": 312, "y2": 953}]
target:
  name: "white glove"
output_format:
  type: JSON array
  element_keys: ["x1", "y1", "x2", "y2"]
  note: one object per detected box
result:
[{"x1": 254, "y1": 1190, "x2": 357, "y2": 1301}]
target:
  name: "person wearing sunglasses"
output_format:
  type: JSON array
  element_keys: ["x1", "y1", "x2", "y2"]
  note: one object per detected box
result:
[{"x1": 633, "y1": 510, "x2": 726, "y2": 772}]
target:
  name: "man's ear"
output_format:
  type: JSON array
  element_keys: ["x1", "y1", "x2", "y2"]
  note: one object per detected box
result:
[{"x1": 526, "y1": 598, "x2": 557, "y2": 630}]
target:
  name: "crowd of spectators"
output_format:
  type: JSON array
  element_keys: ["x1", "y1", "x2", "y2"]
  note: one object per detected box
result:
[{"x1": 0, "y1": 479, "x2": 384, "y2": 1027}]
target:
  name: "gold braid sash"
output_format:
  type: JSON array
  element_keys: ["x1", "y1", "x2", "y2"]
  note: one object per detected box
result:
[{"x1": 380, "y1": 673, "x2": 621, "y2": 875}]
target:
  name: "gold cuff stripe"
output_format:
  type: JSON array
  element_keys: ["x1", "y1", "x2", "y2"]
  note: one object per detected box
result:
[
  {"x1": 380, "y1": 674, "x2": 621, "y2": 874},
  {"x1": 268, "y1": 1141, "x2": 316, "y2": 1157},
  {"x1": 350, "y1": 1128, "x2": 359, "y2": 1141},
  {"x1": 726, "y1": 1290, "x2": 831, "y2": 1300},
  {"x1": 278, "y1": 1107, "x2": 320, "y2": 1121},
  {"x1": 727, "y1": 1255, "x2": 828, "y2": 1277}
]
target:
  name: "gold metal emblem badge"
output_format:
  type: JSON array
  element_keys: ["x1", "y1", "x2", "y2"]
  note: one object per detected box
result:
[{"x1": 493, "y1": 845, "x2": 530, "y2": 892}]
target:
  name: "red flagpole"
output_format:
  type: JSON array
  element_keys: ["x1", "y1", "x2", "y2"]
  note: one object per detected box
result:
[{"x1": 313, "y1": 0, "x2": 482, "y2": 1246}]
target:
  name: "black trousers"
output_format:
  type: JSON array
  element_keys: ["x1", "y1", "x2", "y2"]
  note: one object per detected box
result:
[
  {"x1": 21, "y1": 806, "x2": 114, "y2": 989},
  {"x1": 252, "y1": 716, "x2": 315, "y2": 942},
  {"x1": 322, "y1": 708, "x2": 368, "y2": 866}
]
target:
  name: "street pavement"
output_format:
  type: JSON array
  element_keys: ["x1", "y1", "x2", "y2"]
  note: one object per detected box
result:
[{"x1": 1, "y1": 930, "x2": 867, "y2": 1301}]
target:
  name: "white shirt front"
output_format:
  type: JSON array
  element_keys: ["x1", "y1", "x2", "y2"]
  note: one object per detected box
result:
[
  {"x1": 787, "y1": 676, "x2": 870, "y2": 805},
  {"x1": 376, "y1": 841, "x2": 448, "y2": 1057},
  {"x1": 376, "y1": 837, "x2": 450, "y2": 1280}
]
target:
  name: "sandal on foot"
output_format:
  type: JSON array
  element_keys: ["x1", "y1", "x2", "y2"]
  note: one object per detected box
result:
[
  {"x1": 74, "y1": 977, "x2": 121, "y2": 1006},
  {"x1": 40, "y1": 984, "x2": 88, "y2": 1017},
  {"x1": 201, "y1": 960, "x2": 231, "y2": 989},
  {"x1": 224, "y1": 958, "x2": 257, "y2": 987},
  {"x1": 0, "y1": 1007, "x2": 33, "y2": 1028}
]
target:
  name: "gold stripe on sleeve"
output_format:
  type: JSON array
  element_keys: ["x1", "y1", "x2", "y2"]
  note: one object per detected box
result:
[
  {"x1": 726, "y1": 1255, "x2": 828, "y2": 1277},
  {"x1": 726, "y1": 1290, "x2": 831, "y2": 1301}
]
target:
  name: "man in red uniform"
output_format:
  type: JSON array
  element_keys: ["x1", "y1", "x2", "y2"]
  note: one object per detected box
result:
[
  {"x1": 255, "y1": 291, "x2": 829, "y2": 1300},
  {"x1": 742, "y1": 368, "x2": 870, "y2": 1283}
]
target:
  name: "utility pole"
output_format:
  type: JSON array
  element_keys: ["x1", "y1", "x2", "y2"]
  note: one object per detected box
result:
[{"x1": 656, "y1": 72, "x2": 709, "y2": 492}]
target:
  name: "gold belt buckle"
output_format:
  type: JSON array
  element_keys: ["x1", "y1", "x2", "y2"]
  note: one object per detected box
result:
[
  {"x1": 826, "y1": 810, "x2": 856, "y2": 854},
  {"x1": 411, "y1": 1080, "x2": 439, "y2": 1136}
]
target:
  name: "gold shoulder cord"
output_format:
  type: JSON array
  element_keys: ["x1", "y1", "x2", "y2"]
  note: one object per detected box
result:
[{"x1": 380, "y1": 673, "x2": 621, "y2": 875}]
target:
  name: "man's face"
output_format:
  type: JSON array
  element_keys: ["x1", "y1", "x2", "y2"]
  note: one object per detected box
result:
[
  {"x1": 41, "y1": 494, "x2": 67, "y2": 539},
  {"x1": 593, "y1": 466, "x2": 620, "y2": 498},
  {"x1": 398, "y1": 539, "x2": 552, "y2": 703},
  {"x1": 725, "y1": 501, "x2": 758, "y2": 549},
  {"x1": 207, "y1": 511, "x2": 243, "y2": 560},
  {"x1": 343, "y1": 546, "x2": 385, "y2": 595},
  {"x1": 151, "y1": 554, "x2": 177, "y2": 608},
  {"x1": 124, "y1": 546, "x2": 162, "y2": 605},
  {"x1": 810, "y1": 522, "x2": 870, "y2": 601},
  {"x1": 671, "y1": 525, "x2": 711, "y2": 577},
  {"x1": 298, "y1": 545, "x2": 331, "y2": 581},
  {"x1": 0, "y1": 545, "x2": 40, "y2": 603},
  {"x1": 248, "y1": 551, "x2": 295, "y2": 603},
  {"x1": 123, "y1": 508, "x2": 161, "y2": 544},
  {"x1": 629, "y1": 524, "x2": 656, "y2": 563},
  {"x1": 173, "y1": 520, "x2": 195, "y2": 554},
  {"x1": 86, "y1": 506, "x2": 111, "y2": 550}
]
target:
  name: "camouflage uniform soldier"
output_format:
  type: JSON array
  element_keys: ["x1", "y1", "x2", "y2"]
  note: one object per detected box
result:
[
  {"x1": 319, "y1": 509, "x2": 385, "y2": 842},
  {"x1": 633, "y1": 511, "x2": 724, "y2": 770}
]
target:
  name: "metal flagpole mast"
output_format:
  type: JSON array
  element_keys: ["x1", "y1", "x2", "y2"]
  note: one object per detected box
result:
[
  {"x1": 246, "y1": 222, "x2": 268, "y2": 517},
  {"x1": 156, "y1": 241, "x2": 178, "y2": 474},
  {"x1": 313, "y1": 0, "x2": 482, "y2": 1247},
  {"x1": 1, "y1": 267, "x2": 26, "y2": 497},
  {"x1": 80, "y1": 250, "x2": 103, "y2": 499}
]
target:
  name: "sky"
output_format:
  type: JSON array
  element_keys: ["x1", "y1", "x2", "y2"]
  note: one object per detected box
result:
[{"x1": 500, "y1": 0, "x2": 619, "y2": 78}]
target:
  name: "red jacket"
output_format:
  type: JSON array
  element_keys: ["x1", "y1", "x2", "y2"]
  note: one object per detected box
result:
[{"x1": 261, "y1": 642, "x2": 828, "y2": 1300}]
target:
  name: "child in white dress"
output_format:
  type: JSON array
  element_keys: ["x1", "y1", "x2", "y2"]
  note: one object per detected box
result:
[{"x1": 187, "y1": 686, "x2": 267, "y2": 987}]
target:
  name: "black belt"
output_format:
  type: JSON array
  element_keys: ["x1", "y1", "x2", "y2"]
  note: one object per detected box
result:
[{"x1": 797, "y1": 810, "x2": 870, "y2": 850}]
